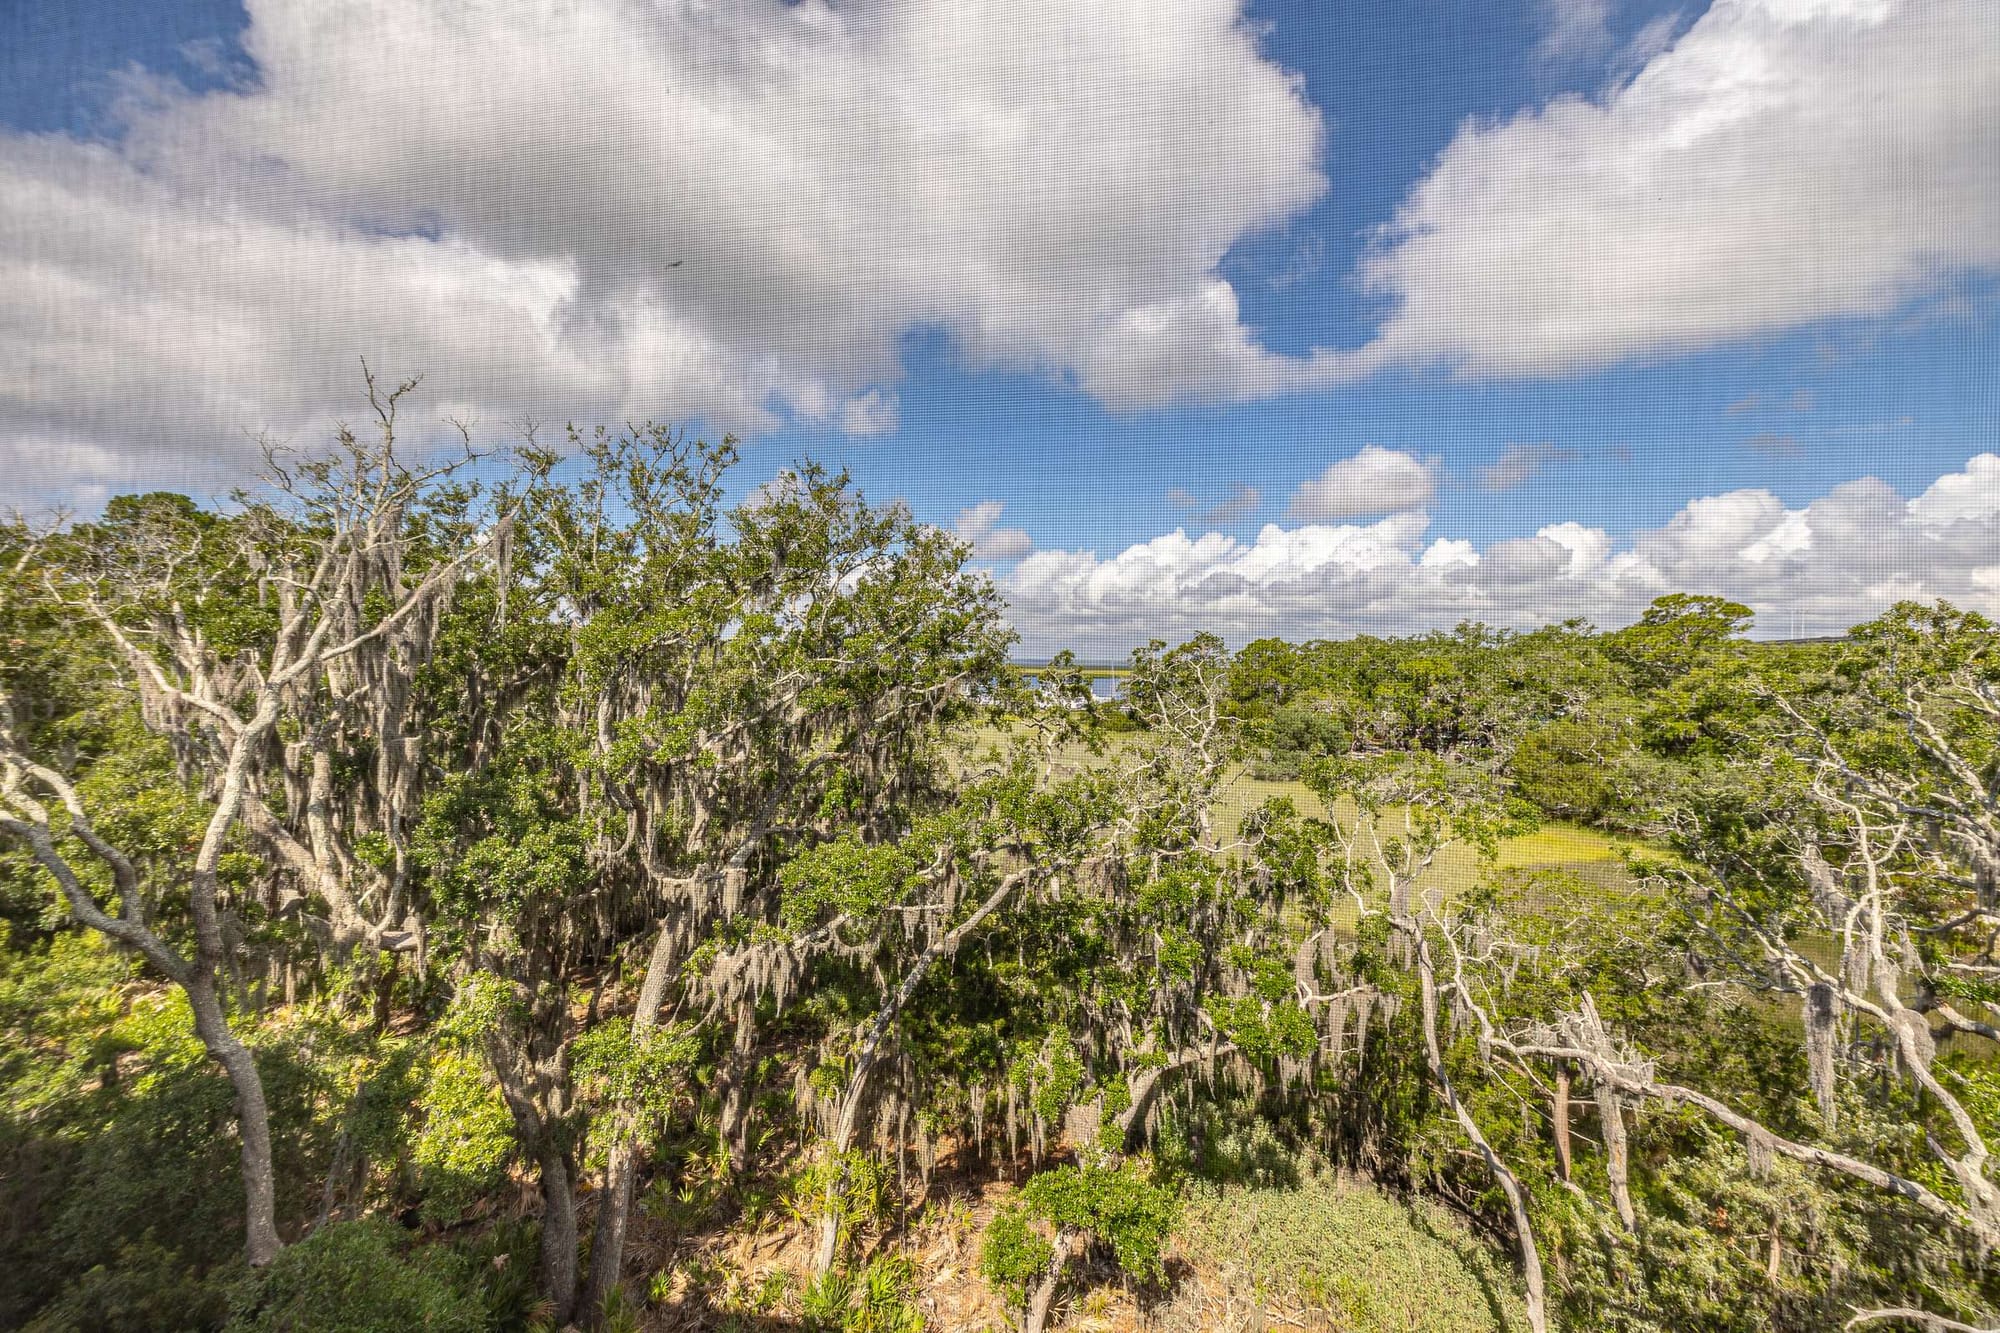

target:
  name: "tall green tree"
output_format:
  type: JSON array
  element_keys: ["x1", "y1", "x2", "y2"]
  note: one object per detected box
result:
[{"x1": 413, "y1": 427, "x2": 1013, "y2": 1322}]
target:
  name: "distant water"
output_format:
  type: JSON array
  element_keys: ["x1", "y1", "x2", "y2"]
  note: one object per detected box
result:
[{"x1": 1016, "y1": 673, "x2": 1124, "y2": 700}]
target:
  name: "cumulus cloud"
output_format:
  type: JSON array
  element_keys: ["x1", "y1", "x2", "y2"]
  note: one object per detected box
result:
[
  {"x1": 837, "y1": 390, "x2": 899, "y2": 438},
  {"x1": 954, "y1": 500, "x2": 1033, "y2": 561},
  {"x1": 1288, "y1": 446, "x2": 1437, "y2": 520},
  {"x1": 997, "y1": 452, "x2": 2000, "y2": 657},
  {"x1": 1354, "y1": 0, "x2": 2000, "y2": 376},
  {"x1": 0, "y1": 0, "x2": 1329, "y2": 504},
  {"x1": 1908, "y1": 452, "x2": 2000, "y2": 527},
  {"x1": 6, "y1": 0, "x2": 1992, "y2": 507}
]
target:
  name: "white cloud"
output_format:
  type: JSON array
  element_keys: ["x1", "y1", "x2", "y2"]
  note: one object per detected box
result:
[
  {"x1": 1354, "y1": 0, "x2": 2000, "y2": 375},
  {"x1": 1611, "y1": 12, "x2": 1690, "y2": 77},
  {"x1": 0, "y1": 0, "x2": 1328, "y2": 503},
  {"x1": 5, "y1": 0, "x2": 1992, "y2": 507},
  {"x1": 1535, "y1": 0, "x2": 1616, "y2": 63},
  {"x1": 1205, "y1": 482, "x2": 1263, "y2": 525},
  {"x1": 1288, "y1": 446, "x2": 1437, "y2": 520},
  {"x1": 998, "y1": 452, "x2": 2000, "y2": 656},
  {"x1": 1908, "y1": 452, "x2": 2000, "y2": 527},
  {"x1": 955, "y1": 500, "x2": 1033, "y2": 561},
  {"x1": 837, "y1": 390, "x2": 899, "y2": 438}
]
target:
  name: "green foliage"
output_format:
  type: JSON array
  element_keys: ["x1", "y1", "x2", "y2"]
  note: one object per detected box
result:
[
  {"x1": 1609, "y1": 593, "x2": 1754, "y2": 685},
  {"x1": 802, "y1": 1256, "x2": 925, "y2": 1333},
  {"x1": 800, "y1": 1266, "x2": 857, "y2": 1329},
  {"x1": 982, "y1": 1162, "x2": 1179, "y2": 1312},
  {"x1": 19, "y1": 1240, "x2": 235, "y2": 1333},
  {"x1": 0, "y1": 928, "x2": 135, "y2": 1121},
  {"x1": 224, "y1": 1219, "x2": 485, "y2": 1333},
  {"x1": 18, "y1": 466, "x2": 2000, "y2": 1333},
  {"x1": 411, "y1": 1049, "x2": 517, "y2": 1224},
  {"x1": 592, "y1": 1283, "x2": 645, "y2": 1333},
  {"x1": 1010, "y1": 1031, "x2": 1087, "y2": 1125},
  {"x1": 571, "y1": 1016, "x2": 700, "y2": 1125},
  {"x1": 1510, "y1": 716, "x2": 1638, "y2": 822},
  {"x1": 2, "y1": 997, "x2": 341, "y2": 1324},
  {"x1": 1152, "y1": 1093, "x2": 1308, "y2": 1190},
  {"x1": 1249, "y1": 704, "x2": 1350, "y2": 779},
  {"x1": 979, "y1": 1206, "x2": 1056, "y2": 1308},
  {"x1": 788, "y1": 1151, "x2": 893, "y2": 1258},
  {"x1": 780, "y1": 835, "x2": 918, "y2": 930}
]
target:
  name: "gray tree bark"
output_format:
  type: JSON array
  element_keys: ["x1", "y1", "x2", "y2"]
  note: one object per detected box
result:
[
  {"x1": 1021, "y1": 1228, "x2": 1080, "y2": 1333},
  {"x1": 580, "y1": 917, "x2": 686, "y2": 1324}
]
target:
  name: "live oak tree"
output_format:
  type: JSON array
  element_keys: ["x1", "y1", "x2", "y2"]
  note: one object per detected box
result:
[
  {"x1": 975, "y1": 636, "x2": 1340, "y2": 1327},
  {"x1": 0, "y1": 378, "x2": 521, "y2": 1268},
  {"x1": 411, "y1": 427, "x2": 1013, "y2": 1323},
  {"x1": 1294, "y1": 748, "x2": 1553, "y2": 1331},
  {"x1": 770, "y1": 754, "x2": 1118, "y2": 1275},
  {"x1": 1642, "y1": 606, "x2": 2000, "y2": 1247}
]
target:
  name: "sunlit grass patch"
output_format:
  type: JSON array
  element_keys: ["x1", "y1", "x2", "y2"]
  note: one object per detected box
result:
[
  {"x1": 1495, "y1": 823, "x2": 1637, "y2": 868},
  {"x1": 1166, "y1": 1171, "x2": 1530, "y2": 1333}
]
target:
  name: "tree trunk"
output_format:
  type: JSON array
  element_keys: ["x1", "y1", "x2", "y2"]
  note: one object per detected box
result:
[
  {"x1": 580, "y1": 1142, "x2": 636, "y2": 1330},
  {"x1": 1022, "y1": 1227, "x2": 1079, "y2": 1333},
  {"x1": 537, "y1": 1148, "x2": 581, "y2": 1327},
  {"x1": 489, "y1": 1015, "x2": 581, "y2": 1326},
  {"x1": 4, "y1": 751, "x2": 286, "y2": 1270},
  {"x1": 1413, "y1": 927, "x2": 1547, "y2": 1333},
  {"x1": 811, "y1": 868, "x2": 1036, "y2": 1276},
  {"x1": 370, "y1": 954, "x2": 397, "y2": 1033},
  {"x1": 813, "y1": 1067, "x2": 873, "y2": 1275},
  {"x1": 581, "y1": 918, "x2": 686, "y2": 1324},
  {"x1": 187, "y1": 973, "x2": 282, "y2": 1267},
  {"x1": 1552, "y1": 1061, "x2": 1573, "y2": 1183},
  {"x1": 716, "y1": 1000, "x2": 758, "y2": 1175},
  {"x1": 1597, "y1": 1085, "x2": 1636, "y2": 1231},
  {"x1": 188, "y1": 699, "x2": 286, "y2": 1267},
  {"x1": 1114, "y1": 1040, "x2": 1239, "y2": 1154},
  {"x1": 814, "y1": 1207, "x2": 843, "y2": 1277}
]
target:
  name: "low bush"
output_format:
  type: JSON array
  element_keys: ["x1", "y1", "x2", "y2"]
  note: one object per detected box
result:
[{"x1": 224, "y1": 1219, "x2": 486, "y2": 1333}]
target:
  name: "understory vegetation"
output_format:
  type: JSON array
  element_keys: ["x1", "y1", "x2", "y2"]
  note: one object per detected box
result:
[{"x1": 6, "y1": 387, "x2": 2000, "y2": 1331}]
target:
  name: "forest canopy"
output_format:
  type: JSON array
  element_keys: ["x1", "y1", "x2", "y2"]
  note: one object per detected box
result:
[{"x1": 5, "y1": 392, "x2": 2000, "y2": 1333}]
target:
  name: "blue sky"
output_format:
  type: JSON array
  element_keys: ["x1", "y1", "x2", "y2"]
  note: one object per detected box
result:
[{"x1": 3, "y1": 0, "x2": 1997, "y2": 654}]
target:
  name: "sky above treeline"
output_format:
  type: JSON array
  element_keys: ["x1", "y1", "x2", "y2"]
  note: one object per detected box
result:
[{"x1": 2, "y1": 0, "x2": 1997, "y2": 656}]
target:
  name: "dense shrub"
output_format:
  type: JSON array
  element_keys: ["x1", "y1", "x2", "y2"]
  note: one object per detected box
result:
[
  {"x1": 411, "y1": 1049, "x2": 518, "y2": 1224},
  {"x1": 20, "y1": 1240, "x2": 235, "y2": 1333},
  {"x1": 981, "y1": 1161, "x2": 1179, "y2": 1313},
  {"x1": 224, "y1": 1219, "x2": 486, "y2": 1333}
]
